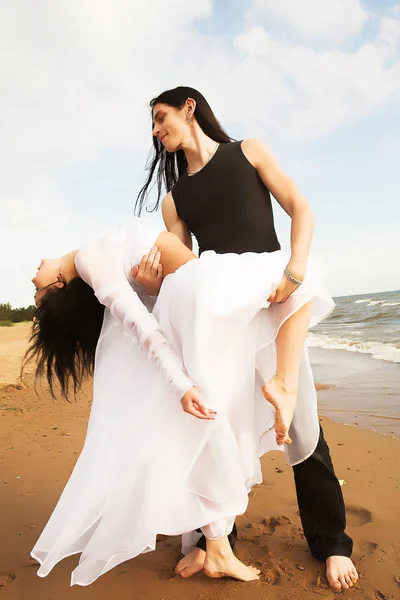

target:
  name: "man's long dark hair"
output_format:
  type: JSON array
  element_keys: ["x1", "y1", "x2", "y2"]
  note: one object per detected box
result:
[
  {"x1": 24, "y1": 278, "x2": 105, "y2": 400},
  {"x1": 135, "y1": 86, "x2": 234, "y2": 215}
]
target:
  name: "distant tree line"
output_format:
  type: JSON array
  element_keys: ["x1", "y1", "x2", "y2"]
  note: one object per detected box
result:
[{"x1": 0, "y1": 303, "x2": 35, "y2": 325}]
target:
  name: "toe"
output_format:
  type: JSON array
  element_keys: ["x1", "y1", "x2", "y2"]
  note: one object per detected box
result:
[
  {"x1": 345, "y1": 574, "x2": 353, "y2": 587},
  {"x1": 330, "y1": 579, "x2": 341, "y2": 591},
  {"x1": 249, "y1": 567, "x2": 261, "y2": 580},
  {"x1": 338, "y1": 575, "x2": 349, "y2": 590}
]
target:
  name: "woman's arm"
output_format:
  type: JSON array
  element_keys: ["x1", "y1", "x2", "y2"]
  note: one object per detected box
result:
[
  {"x1": 131, "y1": 245, "x2": 163, "y2": 297},
  {"x1": 241, "y1": 138, "x2": 314, "y2": 279},
  {"x1": 75, "y1": 231, "x2": 194, "y2": 400},
  {"x1": 132, "y1": 223, "x2": 196, "y2": 298},
  {"x1": 131, "y1": 192, "x2": 192, "y2": 297}
]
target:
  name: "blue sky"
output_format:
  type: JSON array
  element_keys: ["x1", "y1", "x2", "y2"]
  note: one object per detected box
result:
[{"x1": 1, "y1": 0, "x2": 399, "y2": 307}]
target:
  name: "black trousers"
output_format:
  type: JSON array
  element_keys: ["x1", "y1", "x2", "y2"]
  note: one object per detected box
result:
[{"x1": 196, "y1": 425, "x2": 353, "y2": 562}]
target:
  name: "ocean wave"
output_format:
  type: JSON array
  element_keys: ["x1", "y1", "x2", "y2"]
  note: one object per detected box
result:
[
  {"x1": 307, "y1": 333, "x2": 400, "y2": 363},
  {"x1": 328, "y1": 310, "x2": 398, "y2": 325},
  {"x1": 353, "y1": 299, "x2": 400, "y2": 308}
]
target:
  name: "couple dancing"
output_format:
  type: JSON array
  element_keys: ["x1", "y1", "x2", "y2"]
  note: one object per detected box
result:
[{"x1": 28, "y1": 87, "x2": 358, "y2": 591}]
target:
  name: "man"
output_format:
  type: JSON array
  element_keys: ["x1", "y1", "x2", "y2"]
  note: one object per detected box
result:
[{"x1": 131, "y1": 89, "x2": 358, "y2": 591}]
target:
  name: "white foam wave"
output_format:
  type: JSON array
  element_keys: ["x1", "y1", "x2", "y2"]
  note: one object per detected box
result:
[
  {"x1": 354, "y1": 298, "x2": 400, "y2": 308},
  {"x1": 307, "y1": 333, "x2": 400, "y2": 363}
]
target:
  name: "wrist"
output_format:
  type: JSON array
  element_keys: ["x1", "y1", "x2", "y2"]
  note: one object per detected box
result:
[
  {"x1": 284, "y1": 267, "x2": 303, "y2": 286},
  {"x1": 286, "y1": 259, "x2": 306, "y2": 280}
]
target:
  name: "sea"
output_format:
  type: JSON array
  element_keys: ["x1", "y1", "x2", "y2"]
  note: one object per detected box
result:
[
  {"x1": 308, "y1": 289, "x2": 400, "y2": 364},
  {"x1": 307, "y1": 290, "x2": 400, "y2": 437}
]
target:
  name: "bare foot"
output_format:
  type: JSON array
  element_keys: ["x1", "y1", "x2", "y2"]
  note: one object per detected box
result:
[
  {"x1": 262, "y1": 377, "x2": 297, "y2": 445},
  {"x1": 203, "y1": 554, "x2": 260, "y2": 582},
  {"x1": 326, "y1": 556, "x2": 359, "y2": 591},
  {"x1": 175, "y1": 548, "x2": 205, "y2": 578}
]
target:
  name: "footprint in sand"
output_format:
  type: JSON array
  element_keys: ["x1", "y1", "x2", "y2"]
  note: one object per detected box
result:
[
  {"x1": 155, "y1": 564, "x2": 173, "y2": 580},
  {"x1": 264, "y1": 566, "x2": 281, "y2": 585},
  {"x1": 360, "y1": 541, "x2": 378, "y2": 561},
  {"x1": 346, "y1": 505, "x2": 372, "y2": 527},
  {"x1": 261, "y1": 515, "x2": 291, "y2": 534},
  {"x1": 0, "y1": 571, "x2": 17, "y2": 591}
]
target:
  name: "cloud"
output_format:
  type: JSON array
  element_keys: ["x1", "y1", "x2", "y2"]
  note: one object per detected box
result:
[
  {"x1": 378, "y1": 16, "x2": 400, "y2": 55},
  {"x1": 247, "y1": 0, "x2": 368, "y2": 44},
  {"x1": 0, "y1": 0, "x2": 399, "y2": 306},
  {"x1": 233, "y1": 24, "x2": 400, "y2": 141},
  {"x1": 391, "y1": 4, "x2": 400, "y2": 16}
]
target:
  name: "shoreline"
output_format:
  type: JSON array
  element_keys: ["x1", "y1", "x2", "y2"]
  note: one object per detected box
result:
[{"x1": 309, "y1": 346, "x2": 400, "y2": 438}]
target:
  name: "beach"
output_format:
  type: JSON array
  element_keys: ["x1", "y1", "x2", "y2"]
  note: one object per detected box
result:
[
  {"x1": 1, "y1": 323, "x2": 400, "y2": 599},
  {"x1": 310, "y1": 347, "x2": 400, "y2": 438}
]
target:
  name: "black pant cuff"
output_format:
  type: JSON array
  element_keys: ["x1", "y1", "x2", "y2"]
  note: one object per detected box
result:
[{"x1": 310, "y1": 540, "x2": 353, "y2": 562}]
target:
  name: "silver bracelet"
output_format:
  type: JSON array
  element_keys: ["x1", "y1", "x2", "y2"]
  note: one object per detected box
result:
[{"x1": 284, "y1": 267, "x2": 303, "y2": 286}]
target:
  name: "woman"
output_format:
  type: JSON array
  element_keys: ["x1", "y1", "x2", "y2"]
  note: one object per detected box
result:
[{"x1": 28, "y1": 217, "x2": 333, "y2": 586}]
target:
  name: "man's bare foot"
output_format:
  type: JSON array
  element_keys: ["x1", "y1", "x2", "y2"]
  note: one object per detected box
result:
[
  {"x1": 203, "y1": 554, "x2": 260, "y2": 582},
  {"x1": 175, "y1": 548, "x2": 206, "y2": 578},
  {"x1": 326, "y1": 556, "x2": 359, "y2": 591},
  {"x1": 262, "y1": 376, "x2": 297, "y2": 445}
]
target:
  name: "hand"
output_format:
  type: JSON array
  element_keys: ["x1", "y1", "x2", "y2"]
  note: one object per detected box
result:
[
  {"x1": 181, "y1": 387, "x2": 217, "y2": 420},
  {"x1": 268, "y1": 265, "x2": 304, "y2": 304},
  {"x1": 131, "y1": 246, "x2": 163, "y2": 296}
]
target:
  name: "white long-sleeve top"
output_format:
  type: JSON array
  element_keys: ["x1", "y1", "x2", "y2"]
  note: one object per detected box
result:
[{"x1": 74, "y1": 217, "x2": 194, "y2": 399}]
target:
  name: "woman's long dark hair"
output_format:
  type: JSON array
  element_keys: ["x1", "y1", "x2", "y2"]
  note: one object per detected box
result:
[
  {"x1": 135, "y1": 86, "x2": 234, "y2": 215},
  {"x1": 23, "y1": 278, "x2": 105, "y2": 400}
]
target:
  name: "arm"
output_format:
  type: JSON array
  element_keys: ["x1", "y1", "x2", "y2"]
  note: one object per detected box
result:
[
  {"x1": 132, "y1": 192, "x2": 192, "y2": 296},
  {"x1": 162, "y1": 191, "x2": 193, "y2": 249},
  {"x1": 241, "y1": 138, "x2": 314, "y2": 279},
  {"x1": 75, "y1": 231, "x2": 194, "y2": 400},
  {"x1": 131, "y1": 245, "x2": 163, "y2": 297}
]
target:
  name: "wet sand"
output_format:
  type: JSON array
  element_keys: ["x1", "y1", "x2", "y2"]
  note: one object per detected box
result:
[
  {"x1": 1, "y1": 324, "x2": 400, "y2": 599},
  {"x1": 309, "y1": 347, "x2": 400, "y2": 438}
]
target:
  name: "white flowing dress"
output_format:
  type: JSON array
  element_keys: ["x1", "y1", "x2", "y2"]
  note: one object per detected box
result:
[{"x1": 31, "y1": 217, "x2": 334, "y2": 586}]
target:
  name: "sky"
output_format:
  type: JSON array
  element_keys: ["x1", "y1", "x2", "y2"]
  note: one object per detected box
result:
[{"x1": 1, "y1": 0, "x2": 399, "y2": 307}]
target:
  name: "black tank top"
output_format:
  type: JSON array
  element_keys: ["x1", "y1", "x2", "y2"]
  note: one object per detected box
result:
[{"x1": 172, "y1": 141, "x2": 281, "y2": 255}]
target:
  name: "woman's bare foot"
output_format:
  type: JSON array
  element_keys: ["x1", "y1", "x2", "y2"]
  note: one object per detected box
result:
[
  {"x1": 175, "y1": 548, "x2": 205, "y2": 578},
  {"x1": 203, "y1": 554, "x2": 260, "y2": 582},
  {"x1": 262, "y1": 377, "x2": 297, "y2": 445},
  {"x1": 326, "y1": 556, "x2": 359, "y2": 591}
]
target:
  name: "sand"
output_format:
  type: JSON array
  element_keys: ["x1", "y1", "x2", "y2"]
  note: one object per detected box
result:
[
  {"x1": 310, "y1": 348, "x2": 400, "y2": 438},
  {"x1": 1, "y1": 324, "x2": 400, "y2": 600},
  {"x1": 0, "y1": 323, "x2": 33, "y2": 386}
]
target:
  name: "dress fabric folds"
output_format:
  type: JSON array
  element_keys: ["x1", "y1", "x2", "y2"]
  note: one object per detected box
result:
[{"x1": 31, "y1": 218, "x2": 334, "y2": 586}]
